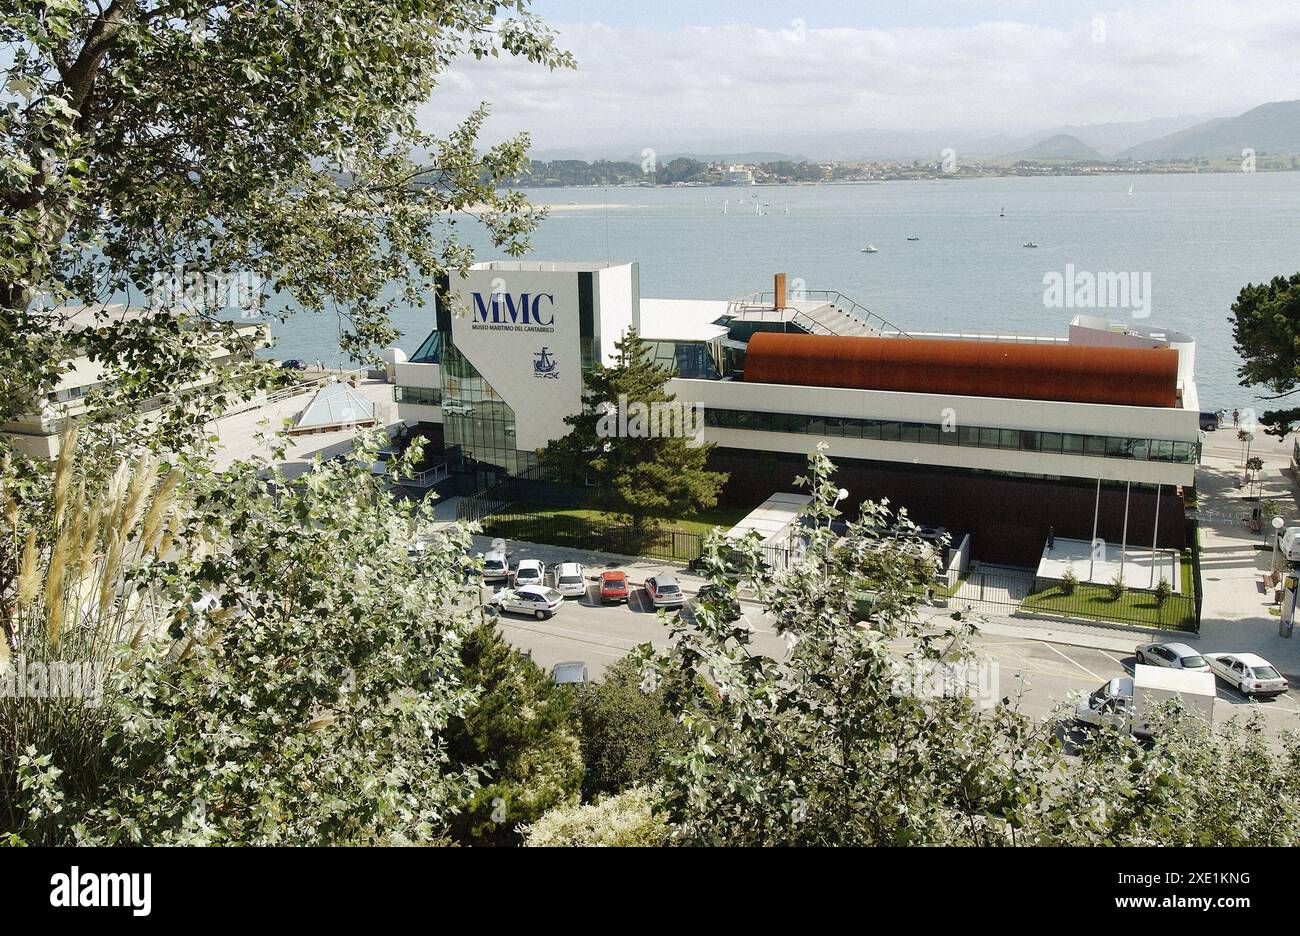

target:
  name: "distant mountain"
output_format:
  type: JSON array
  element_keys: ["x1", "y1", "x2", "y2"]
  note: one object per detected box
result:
[
  {"x1": 1117, "y1": 100, "x2": 1300, "y2": 159},
  {"x1": 1010, "y1": 134, "x2": 1104, "y2": 160}
]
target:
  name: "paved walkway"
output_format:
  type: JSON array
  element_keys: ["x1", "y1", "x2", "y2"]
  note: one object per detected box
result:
[{"x1": 1190, "y1": 431, "x2": 1300, "y2": 678}]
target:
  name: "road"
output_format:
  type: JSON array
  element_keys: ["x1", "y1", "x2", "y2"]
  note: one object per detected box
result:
[{"x1": 479, "y1": 579, "x2": 1300, "y2": 740}]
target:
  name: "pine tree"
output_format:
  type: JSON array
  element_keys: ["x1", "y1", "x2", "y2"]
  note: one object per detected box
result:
[{"x1": 539, "y1": 328, "x2": 727, "y2": 530}]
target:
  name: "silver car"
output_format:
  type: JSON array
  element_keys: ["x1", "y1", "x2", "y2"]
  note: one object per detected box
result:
[
  {"x1": 552, "y1": 661, "x2": 590, "y2": 686},
  {"x1": 1135, "y1": 642, "x2": 1208, "y2": 671},
  {"x1": 645, "y1": 573, "x2": 685, "y2": 608}
]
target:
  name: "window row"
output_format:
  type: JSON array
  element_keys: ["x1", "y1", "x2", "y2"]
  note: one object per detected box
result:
[
  {"x1": 702, "y1": 408, "x2": 1197, "y2": 464},
  {"x1": 395, "y1": 385, "x2": 442, "y2": 406}
]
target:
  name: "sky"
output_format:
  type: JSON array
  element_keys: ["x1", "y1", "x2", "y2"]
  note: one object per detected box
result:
[{"x1": 417, "y1": 0, "x2": 1300, "y2": 158}]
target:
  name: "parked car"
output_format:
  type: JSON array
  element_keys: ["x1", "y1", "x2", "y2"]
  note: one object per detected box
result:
[
  {"x1": 480, "y1": 549, "x2": 510, "y2": 584},
  {"x1": 552, "y1": 661, "x2": 590, "y2": 686},
  {"x1": 1134, "y1": 641, "x2": 1209, "y2": 671},
  {"x1": 492, "y1": 585, "x2": 564, "y2": 620},
  {"x1": 280, "y1": 358, "x2": 307, "y2": 371},
  {"x1": 512, "y1": 559, "x2": 545, "y2": 588},
  {"x1": 1199, "y1": 411, "x2": 1219, "y2": 431},
  {"x1": 1205, "y1": 652, "x2": 1289, "y2": 698},
  {"x1": 645, "y1": 573, "x2": 685, "y2": 608},
  {"x1": 598, "y1": 570, "x2": 630, "y2": 604},
  {"x1": 554, "y1": 562, "x2": 587, "y2": 598},
  {"x1": 694, "y1": 583, "x2": 741, "y2": 621}
]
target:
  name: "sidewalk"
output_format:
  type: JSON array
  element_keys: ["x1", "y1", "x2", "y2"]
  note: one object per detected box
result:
[{"x1": 1190, "y1": 438, "x2": 1300, "y2": 679}]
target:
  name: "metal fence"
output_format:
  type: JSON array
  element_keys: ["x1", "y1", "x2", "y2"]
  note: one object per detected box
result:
[
  {"x1": 475, "y1": 508, "x2": 705, "y2": 564},
  {"x1": 951, "y1": 568, "x2": 1199, "y2": 632}
]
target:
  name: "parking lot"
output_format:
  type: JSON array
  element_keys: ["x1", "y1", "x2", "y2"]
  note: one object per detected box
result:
[{"x1": 480, "y1": 569, "x2": 1300, "y2": 742}]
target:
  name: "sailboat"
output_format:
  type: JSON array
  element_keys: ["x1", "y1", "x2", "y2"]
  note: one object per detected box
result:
[
  {"x1": 999, "y1": 207, "x2": 1005, "y2": 217},
  {"x1": 1127, "y1": 183, "x2": 1134, "y2": 196}
]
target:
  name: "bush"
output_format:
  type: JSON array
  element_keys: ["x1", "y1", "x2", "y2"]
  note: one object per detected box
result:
[
  {"x1": 572, "y1": 656, "x2": 684, "y2": 801},
  {"x1": 443, "y1": 623, "x2": 583, "y2": 846},
  {"x1": 523, "y1": 786, "x2": 669, "y2": 847},
  {"x1": 1107, "y1": 574, "x2": 1125, "y2": 601},
  {"x1": 1154, "y1": 577, "x2": 1172, "y2": 607},
  {"x1": 1060, "y1": 567, "x2": 1078, "y2": 596}
]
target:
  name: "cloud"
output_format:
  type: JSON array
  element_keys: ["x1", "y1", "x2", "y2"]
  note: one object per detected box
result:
[{"x1": 417, "y1": 1, "x2": 1300, "y2": 154}]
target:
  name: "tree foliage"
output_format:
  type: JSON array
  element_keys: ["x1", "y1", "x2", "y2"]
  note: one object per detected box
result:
[
  {"x1": 538, "y1": 328, "x2": 727, "y2": 528},
  {"x1": 2, "y1": 430, "x2": 486, "y2": 845},
  {"x1": 442, "y1": 622, "x2": 582, "y2": 846},
  {"x1": 523, "y1": 784, "x2": 668, "y2": 847},
  {"x1": 571, "y1": 655, "x2": 682, "y2": 801},
  {"x1": 637, "y1": 446, "x2": 1300, "y2": 845},
  {"x1": 1231, "y1": 273, "x2": 1300, "y2": 435},
  {"x1": 1, "y1": 0, "x2": 571, "y2": 443}
]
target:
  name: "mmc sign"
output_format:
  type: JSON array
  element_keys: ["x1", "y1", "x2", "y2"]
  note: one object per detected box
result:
[{"x1": 470, "y1": 291, "x2": 556, "y2": 332}]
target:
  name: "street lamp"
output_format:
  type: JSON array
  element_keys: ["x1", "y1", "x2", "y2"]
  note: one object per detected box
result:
[{"x1": 1272, "y1": 516, "x2": 1286, "y2": 570}]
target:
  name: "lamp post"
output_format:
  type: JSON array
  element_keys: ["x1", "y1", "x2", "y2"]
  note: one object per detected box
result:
[{"x1": 1272, "y1": 516, "x2": 1286, "y2": 572}]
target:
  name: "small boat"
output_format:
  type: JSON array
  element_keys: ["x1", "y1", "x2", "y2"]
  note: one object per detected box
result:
[
  {"x1": 861, "y1": 245, "x2": 879, "y2": 253},
  {"x1": 1127, "y1": 183, "x2": 1134, "y2": 196},
  {"x1": 1000, "y1": 207, "x2": 1005, "y2": 217},
  {"x1": 1022, "y1": 241, "x2": 1038, "y2": 248},
  {"x1": 906, "y1": 235, "x2": 920, "y2": 241}
]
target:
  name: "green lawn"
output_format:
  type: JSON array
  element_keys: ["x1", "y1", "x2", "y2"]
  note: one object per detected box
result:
[
  {"x1": 478, "y1": 501, "x2": 752, "y2": 562},
  {"x1": 1021, "y1": 581, "x2": 1196, "y2": 631}
]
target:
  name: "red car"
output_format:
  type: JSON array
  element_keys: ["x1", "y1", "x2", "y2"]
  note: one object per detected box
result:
[{"x1": 598, "y1": 570, "x2": 630, "y2": 604}]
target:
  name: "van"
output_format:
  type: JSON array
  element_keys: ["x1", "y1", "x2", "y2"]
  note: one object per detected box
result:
[
  {"x1": 1075, "y1": 664, "x2": 1215, "y2": 738},
  {"x1": 1279, "y1": 527, "x2": 1300, "y2": 563}
]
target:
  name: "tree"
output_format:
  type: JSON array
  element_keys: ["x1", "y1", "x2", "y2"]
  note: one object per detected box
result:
[
  {"x1": 2, "y1": 429, "x2": 486, "y2": 845},
  {"x1": 636, "y1": 446, "x2": 1300, "y2": 845},
  {"x1": 571, "y1": 655, "x2": 683, "y2": 801},
  {"x1": 442, "y1": 623, "x2": 583, "y2": 846},
  {"x1": 1, "y1": 0, "x2": 571, "y2": 449},
  {"x1": 1231, "y1": 273, "x2": 1300, "y2": 435},
  {"x1": 538, "y1": 328, "x2": 727, "y2": 530}
]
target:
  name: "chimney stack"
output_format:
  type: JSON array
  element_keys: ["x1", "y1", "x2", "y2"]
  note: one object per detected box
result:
[{"x1": 774, "y1": 272, "x2": 787, "y2": 310}]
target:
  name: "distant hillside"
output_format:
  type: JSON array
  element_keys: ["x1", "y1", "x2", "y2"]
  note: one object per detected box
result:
[
  {"x1": 1012, "y1": 134, "x2": 1104, "y2": 160},
  {"x1": 1118, "y1": 100, "x2": 1300, "y2": 159}
]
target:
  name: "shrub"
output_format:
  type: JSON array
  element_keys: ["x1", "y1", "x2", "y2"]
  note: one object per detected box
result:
[
  {"x1": 1060, "y1": 567, "x2": 1078, "y2": 596},
  {"x1": 1154, "y1": 577, "x2": 1172, "y2": 607},
  {"x1": 524, "y1": 786, "x2": 669, "y2": 847},
  {"x1": 1107, "y1": 574, "x2": 1125, "y2": 601},
  {"x1": 572, "y1": 656, "x2": 684, "y2": 801}
]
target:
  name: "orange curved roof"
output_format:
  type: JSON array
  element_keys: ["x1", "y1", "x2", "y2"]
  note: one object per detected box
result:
[{"x1": 743, "y1": 333, "x2": 1178, "y2": 407}]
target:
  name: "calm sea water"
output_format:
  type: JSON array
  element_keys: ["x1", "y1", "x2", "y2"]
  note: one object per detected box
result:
[{"x1": 262, "y1": 172, "x2": 1300, "y2": 411}]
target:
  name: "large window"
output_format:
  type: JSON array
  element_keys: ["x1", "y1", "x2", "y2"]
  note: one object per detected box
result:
[
  {"x1": 394, "y1": 385, "x2": 441, "y2": 406},
  {"x1": 701, "y1": 407, "x2": 1196, "y2": 464}
]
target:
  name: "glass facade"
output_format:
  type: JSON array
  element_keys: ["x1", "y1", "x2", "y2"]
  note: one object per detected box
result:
[
  {"x1": 394, "y1": 385, "x2": 441, "y2": 406},
  {"x1": 438, "y1": 342, "x2": 536, "y2": 479},
  {"x1": 643, "y1": 339, "x2": 722, "y2": 379},
  {"x1": 702, "y1": 407, "x2": 1197, "y2": 464}
]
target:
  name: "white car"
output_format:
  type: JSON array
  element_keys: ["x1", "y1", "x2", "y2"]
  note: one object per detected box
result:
[
  {"x1": 1205, "y1": 652, "x2": 1289, "y2": 698},
  {"x1": 492, "y1": 585, "x2": 564, "y2": 620},
  {"x1": 553, "y1": 562, "x2": 587, "y2": 598},
  {"x1": 512, "y1": 559, "x2": 545, "y2": 588},
  {"x1": 480, "y1": 550, "x2": 510, "y2": 584},
  {"x1": 1134, "y1": 641, "x2": 1209, "y2": 671}
]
